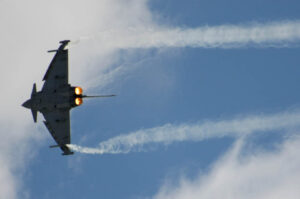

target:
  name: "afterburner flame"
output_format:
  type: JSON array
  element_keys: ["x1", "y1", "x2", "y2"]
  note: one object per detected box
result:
[
  {"x1": 75, "y1": 87, "x2": 83, "y2": 95},
  {"x1": 75, "y1": 97, "x2": 83, "y2": 106}
]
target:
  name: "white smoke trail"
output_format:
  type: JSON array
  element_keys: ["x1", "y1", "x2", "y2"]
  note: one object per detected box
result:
[
  {"x1": 76, "y1": 21, "x2": 300, "y2": 49},
  {"x1": 68, "y1": 110, "x2": 300, "y2": 154}
]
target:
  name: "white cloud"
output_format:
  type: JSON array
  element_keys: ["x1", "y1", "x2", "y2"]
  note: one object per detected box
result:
[
  {"x1": 69, "y1": 110, "x2": 300, "y2": 154},
  {"x1": 153, "y1": 136, "x2": 300, "y2": 199},
  {"x1": 0, "y1": 0, "x2": 154, "y2": 198}
]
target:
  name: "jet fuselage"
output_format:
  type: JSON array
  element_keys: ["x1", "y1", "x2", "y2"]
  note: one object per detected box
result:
[{"x1": 22, "y1": 84, "x2": 82, "y2": 112}]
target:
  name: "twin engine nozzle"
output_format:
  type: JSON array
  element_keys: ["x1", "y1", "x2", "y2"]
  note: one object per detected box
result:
[{"x1": 73, "y1": 86, "x2": 83, "y2": 106}]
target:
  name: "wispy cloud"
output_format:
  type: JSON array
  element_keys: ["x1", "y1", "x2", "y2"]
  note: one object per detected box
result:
[
  {"x1": 68, "y1": 110, "x2": 300, "y2": 154},
  {"x1": 76, "y1": 21, "x2": 300, "y2": 50},
  {"x1": 72, "y1": 20, "x2": 300, "y2": 91},
  {"x1": 153, "y1": 136, "x2": 300, "y2": 199}
]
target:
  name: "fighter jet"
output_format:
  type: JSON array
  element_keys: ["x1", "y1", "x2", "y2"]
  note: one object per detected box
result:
[{"x1": 22, "y1": 40, "x2": 115, "y2": 155}]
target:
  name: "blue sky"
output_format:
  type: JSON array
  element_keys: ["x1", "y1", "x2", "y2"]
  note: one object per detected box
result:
[{"x1": 1, "y1": 0, "x2": 300, "y2": 199}]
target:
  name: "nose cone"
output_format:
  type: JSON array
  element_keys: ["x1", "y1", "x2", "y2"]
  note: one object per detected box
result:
[{"x1": 22, "y1": 99, "x2": 32, "y2": 109}]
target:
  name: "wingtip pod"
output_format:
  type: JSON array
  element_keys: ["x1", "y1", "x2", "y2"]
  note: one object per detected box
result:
[
  {"x1": 61, "y1": 145, "x2": 74, "y2": 156},
  {"x1": 49, "y1": 144, "x2": 74, "y2": 155},
  {"x1": 48, "y1": 40, "x2": 71, "y2": 53},
  {"x1": 60, "y1": 40, "x2": 71, "y2": 44},
  {"x1": 62, "y1": 151, "x2": 74, "y2": 156}
]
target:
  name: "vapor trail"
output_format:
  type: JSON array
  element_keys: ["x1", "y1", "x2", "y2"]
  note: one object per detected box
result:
[
  {"x1": 68, "y1": 111, "x2": 300, "y2": 154},
  {"x1": 76, "y1": 21, "x2": 300, "y2": 49}
]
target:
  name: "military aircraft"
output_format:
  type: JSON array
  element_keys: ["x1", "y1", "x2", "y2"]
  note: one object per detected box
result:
[{"x1": 22, "y1": 40, "x2": 115, "y2": 155}]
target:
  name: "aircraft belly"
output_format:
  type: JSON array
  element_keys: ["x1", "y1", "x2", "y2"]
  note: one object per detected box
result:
[{"x1": 40, "y1": 94, "x2": 71, "y2": 111}]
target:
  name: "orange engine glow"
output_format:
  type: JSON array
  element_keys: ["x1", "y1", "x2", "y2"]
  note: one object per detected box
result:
[
  {"x1": 75, "y1": 87, "x2": 83, "y2": 95},
  {"x1": 75, "y1": 97, "x2": 83, "y2": 106}
]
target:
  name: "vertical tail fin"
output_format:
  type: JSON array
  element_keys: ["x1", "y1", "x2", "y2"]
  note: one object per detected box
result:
[
  {"x1": 31, "y1": 83, "x2": 37, "y2": 122},
  {"x1": 31, "y1": 83, "x2": 37, "y2": 97}
]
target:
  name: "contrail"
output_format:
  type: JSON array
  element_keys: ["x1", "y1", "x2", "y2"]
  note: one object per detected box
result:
[
  {"x1": 75, "y1": 20, "x2": 300, "y2": 49},
  {"x1": 68, "y1": 110, "x2": 300, "y2": 154}
]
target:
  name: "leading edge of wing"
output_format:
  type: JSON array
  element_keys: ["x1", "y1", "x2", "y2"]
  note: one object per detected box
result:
[
  {"x1": 42, "y1": 110, "x2": 73, "y2": 155},
  {"x1": 43, "y1": 40, "x2": 70, "y2": 81}
]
